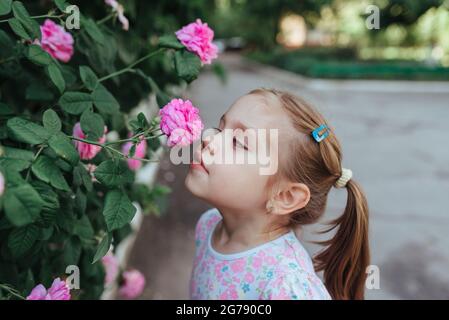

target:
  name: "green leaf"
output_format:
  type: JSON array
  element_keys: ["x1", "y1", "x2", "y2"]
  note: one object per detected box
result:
[
  {"x1": 0, "y1": 146, "x2": 33, "y2": 171},
  {"x1": 48, "y1": 133, "x2": 79, "y2": 166},
  {"x1": 31, "y1": 155, "x2": 70, "y2": 191},
  {"x1": 54, "y1": 0, "x2": 69, "y2": 11},
  {"x1": 94, "y1": 160, "x2": 133, "y2": 187},
  {"x1": 12, "y1": 1, "x2": 41, "y2": 39},
  {"x1": 8, "y1": 224, "x2": 39, "y2": 258},
  {"x1": 174, "y1": 50, "x2": 201, "y2": 83},
  {"x1": 103, "y1": 190, "x2": 136, "y2": 231},
  {"x1": 26, "y1": 44, "x2": 53, "y2": 66},
  {"x1": 6, "y1": 117, "x2": 50, "y2": 145},
  {"x1": 63, "y1": 236, "x2": 81, "y2": 265},
  {"x1": 80, "y1": 109, "x2": 104, "y2": 141},
  {"x1": 43, "y1": 109, "x2": 62, "y2": 133},
  {"x1": 26, "y1": 83, "x2": 54, "y2": 101},
  {"x1": 4, "y1": 183, "x2": 44, "y2": 227},
  {"x1": 82, "y1": 18, "x2": 105, "y2": 44},
  {"x1": 38, "y1": 226, "x2": 53, "y2": 241},
  {"x1": 137, "y1": 112, "x2": 149, "y2": 130},
  {"x1": 79, "y1": 65, "x2": 98, "y2": 91},
  {"x1": 92, "y1": 233, "x2": 111, "y2": 263},
  {"x1": 73, "y1": 163, "x2": 93, "y2": 192},
  {"x1": 58, "y1": 91, "x2": 92, "y2": 115},
  {"x1": 47, "y1": 63, "x2": 65, "y2": 93},
  {"x1": 31, "y1": 181, "x2": 59, "y2": 213},
  {"x1": 158, "y1": 34, "x2": 184, "y2": 49},
  {"x1": 91, "y1": 84, "x2": 119, "y2": 114},
  {"x1": 8, "y1": 18, "x2": 31, "y2": 40},
  {"x1": 128, "y1": 144, "x2": 136, "y2": 158},
  {"x1": 0, "y1": 30, "x2": 14, "y2": 59},
  {"x1": 0, "y1": 0, "x2": 12, "y2": 16},
  {"x1": 73, "y1": 215, "x2": 94, "y2": 240}
]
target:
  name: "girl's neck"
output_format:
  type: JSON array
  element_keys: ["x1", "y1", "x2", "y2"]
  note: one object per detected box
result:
[{"x1": 212, "y1": 206, "x2": 290, "y2": 254}]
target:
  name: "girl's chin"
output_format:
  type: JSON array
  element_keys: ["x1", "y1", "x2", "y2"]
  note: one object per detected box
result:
[{"x1": 184, "y1": 171, "x2": 208, "y2": 198}]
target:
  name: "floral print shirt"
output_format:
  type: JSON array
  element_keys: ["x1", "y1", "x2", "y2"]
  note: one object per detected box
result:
[{"x1": 189, "y1": 208, "x2": 331, "y2": 300}]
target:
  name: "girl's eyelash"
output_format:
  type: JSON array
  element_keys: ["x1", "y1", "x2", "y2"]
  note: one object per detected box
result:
[
  {"x1": 214, "y1": 126, "x2": 247, "y2": 150},
  {"x1": 233, "y1": 137, "x2": 248, "y2": 150}
]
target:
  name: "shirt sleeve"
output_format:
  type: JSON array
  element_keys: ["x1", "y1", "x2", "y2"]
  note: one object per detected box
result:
[{"x1": 261, "y1": 272, "x2": 331, "y2": 300}]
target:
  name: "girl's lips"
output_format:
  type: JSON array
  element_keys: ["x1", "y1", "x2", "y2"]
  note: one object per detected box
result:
[{"x1": 190, "y1": 159, "x2": 209, "y2": 173}]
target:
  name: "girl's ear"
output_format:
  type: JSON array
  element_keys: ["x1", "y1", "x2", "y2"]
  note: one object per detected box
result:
[{"x1": 269, "y1": 182, "x2": 311, "y2": 216}]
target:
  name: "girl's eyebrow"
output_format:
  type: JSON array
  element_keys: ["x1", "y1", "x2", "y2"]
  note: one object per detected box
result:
[{"x1": 220, "y1": 114, "x2": 255, "y2": 130}]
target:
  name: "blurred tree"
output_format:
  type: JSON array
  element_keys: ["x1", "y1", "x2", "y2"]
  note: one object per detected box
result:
[
  {"x1": 375, "y1": 0, "x2": 446, "y2": 27},
  {"x1": 212, "y1": 0, "x2": 331, "y2": 49}
]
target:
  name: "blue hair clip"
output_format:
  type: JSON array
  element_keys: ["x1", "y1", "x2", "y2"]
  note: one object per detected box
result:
[{"x1": 312, "y1": 124, "x2": 329, "y2": 143}]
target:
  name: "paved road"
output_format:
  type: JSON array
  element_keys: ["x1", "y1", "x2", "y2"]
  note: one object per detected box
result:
[{"x1": 128, "y1": 53, "x2": 449, "y2": 299}]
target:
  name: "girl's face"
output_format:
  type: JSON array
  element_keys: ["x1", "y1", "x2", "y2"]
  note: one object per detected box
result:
[{"x1": 185, "y1": 93, "x2": 294, "y2": 213}]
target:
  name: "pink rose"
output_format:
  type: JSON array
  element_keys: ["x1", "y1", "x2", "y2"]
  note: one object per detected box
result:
[
  {"x1": 119, "y1": 269, "x2": 146, "y2": 299},
  {"x1": 73, "y1": 122, "x2": 107, "y2": 160},
  {"x1": 26, "y1": 278, "x2": 71, "y2": 300},
  {"x1": 102, "y1": 252, "x2": 119, "y2": 285},
  {"x1": 105, "y1": 0, "x2": 129, "y2": 31},
  {"x1": 159, "y1": 98, "x2": 203, "y2": 147},
  {"x1": 175, "y1": 19, "x2": 218, "y2": 65},
  {"x1": 121, "y1": 135, "x2": 147, "y2": 171},
  {"x1": 0, "y1": 171, "x2": 4, "y2": 196},
  {"x1": 35, "y1": 19, "x2": 74, "y2": 63}
]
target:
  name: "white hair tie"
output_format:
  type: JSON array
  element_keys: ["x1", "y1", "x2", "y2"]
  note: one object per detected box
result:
[{"x1": 334, "y1": 168, "x2": 352, "y2": 188}]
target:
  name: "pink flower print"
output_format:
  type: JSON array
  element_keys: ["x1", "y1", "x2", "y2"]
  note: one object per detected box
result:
[
  {"x1": 252, "y1": 256, "x2": 263, "y2": 269},
  {"x1": 230, "y1": 259, "x2": 245, "y2": 273},
  {"x1": 244, "y1": 272, "x2": 255, "y2": 283},
  {"x1": 265, "y1": 255, "x2": 277, "y2": 265}
]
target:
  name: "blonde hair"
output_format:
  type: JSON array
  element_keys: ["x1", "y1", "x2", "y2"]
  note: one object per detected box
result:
[{"x1": 249, "y1": 88, "x2": 370, "y2": 300}]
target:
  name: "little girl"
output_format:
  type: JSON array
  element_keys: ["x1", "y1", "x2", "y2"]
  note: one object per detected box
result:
[{"x1": 185, "y1": 88, "x2": 369, "y2": 300}]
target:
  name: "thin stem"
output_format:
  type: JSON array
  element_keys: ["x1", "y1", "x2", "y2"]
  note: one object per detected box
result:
[
  {"x1": 97, "y1": 14, "x2": 114, "y2": 25},
  {"x1": 26, "y1": 145, "x2": 46, "y2": 181},
  {"x1": 98, "y1": 68, "x2": 135, "y2": 83},
  {"x1": 104, "y1": 128, "x2": 161, "y2": 146},
  {"x1": 0, "y1": 14, "x2": 64, "y2": 24},
  {"x1": 98, "y1": 48, "x2": 164, "y2": 83},
  {"x1": 0, "y1": 284, "x2": 26, "y2": 300},
  {"x1": 69, "y1": 131, "x2": 164, "y2": 163}
]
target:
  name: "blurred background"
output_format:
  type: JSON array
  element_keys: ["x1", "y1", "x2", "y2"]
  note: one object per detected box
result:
[{"x1": 126, "y1": 0, "x2": 449, "y2": 299}]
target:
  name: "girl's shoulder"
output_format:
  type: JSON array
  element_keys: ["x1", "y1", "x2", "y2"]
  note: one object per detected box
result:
[{"x1": 194, "y1": 207, "x2": 221, "y2": 243}]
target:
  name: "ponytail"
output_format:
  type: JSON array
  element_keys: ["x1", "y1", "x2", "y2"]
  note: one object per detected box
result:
[{"x1": 314, "y1": 179, "x2": 370, "y2": 299}]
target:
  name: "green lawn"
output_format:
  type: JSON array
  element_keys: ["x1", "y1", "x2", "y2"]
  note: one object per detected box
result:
[{"x1": 246, "y1": 47, "x2": 449, "y2": 81}]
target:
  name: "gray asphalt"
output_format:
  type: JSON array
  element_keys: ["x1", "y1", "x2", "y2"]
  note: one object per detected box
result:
[{"x1": 128, "y1": 53, "x2": 449, "y2": 299}]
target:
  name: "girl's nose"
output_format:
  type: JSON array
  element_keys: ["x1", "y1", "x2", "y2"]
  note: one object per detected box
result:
[
  {"x1": 202, "y1": 136, "x2": 215, "y2": 155},
  {"x1": 201, "y1": 128, "x2": 220, "y2": 155}
]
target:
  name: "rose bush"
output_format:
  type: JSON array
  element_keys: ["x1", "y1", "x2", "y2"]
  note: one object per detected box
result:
[{"x1": 0, "y1": 0, "x2": 214, "y2": 300}]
